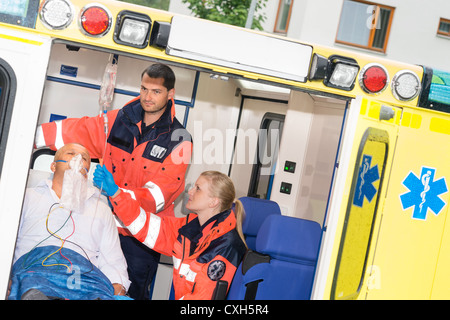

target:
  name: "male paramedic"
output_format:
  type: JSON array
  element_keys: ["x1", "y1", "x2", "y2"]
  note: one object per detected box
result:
[
  {"x1": 9, "y1": 143, "x2": 130, "y2": 300},
  {"x1": 34, "y1": 63, "x2": 193, "y2": 300}
]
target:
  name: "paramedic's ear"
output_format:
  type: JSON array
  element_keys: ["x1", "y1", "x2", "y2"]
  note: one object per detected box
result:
[
  {"x1": 168, "y1": 88, "x2": 175, "y2": 100},
  {"x1": 50, "y1": 161, "x2": 56, "y2": 173},
  {"x1": 209, "y1": 197, "x2": 220, "y2": 209}
]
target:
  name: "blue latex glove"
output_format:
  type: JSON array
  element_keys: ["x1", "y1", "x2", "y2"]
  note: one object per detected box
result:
[{"x1": 93, "y1": 165, "x2": 119, "y2": 197}]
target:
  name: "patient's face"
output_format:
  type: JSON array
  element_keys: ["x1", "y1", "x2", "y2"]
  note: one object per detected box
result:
[
  {"x1": 54, "y1": 143, "x2": 91, "y2": 176},
  {"x1": 58, "y1": 144, "x2": 90, "y2": 212}
]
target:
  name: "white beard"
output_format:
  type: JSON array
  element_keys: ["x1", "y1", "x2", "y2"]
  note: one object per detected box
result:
[{"x1": 60, "y1": 154, "x2": 87, "y2": 213}]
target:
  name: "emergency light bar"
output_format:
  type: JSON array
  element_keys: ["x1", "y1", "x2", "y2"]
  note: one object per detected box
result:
[
  {"x1": 325, "y1": 55, "x2": 359, "y2": 91},
  {"x1": 391, "y1": 70, "x2": 421, "y2": 101},
  {"x1": 150, "y1": 21, "x2": 171, "y2": 48},
  {"x1": 166, "y1": 16, "x2": 312, "y2": 82},
  {"x1": 39, "y1": 0, "x2": 74, "y2": 30},
  {"x1": 359, "y1": 63, "x2": 389, "y2": 94},
  {"x1": 419, "y1": 67, "x2": 450, "y2": 112},
  {"x1": 428, "y1": 69, "x2": 450, "y2": 105},
  {"x1": 308, "y1": 53, "x2": 359, "y2": 91},
  {"x1": 79, "y1": 3, "x2": 112, "y2": 37},
  {"x1": 113, "y1": 10, "x2": 152, "y2": 48}
]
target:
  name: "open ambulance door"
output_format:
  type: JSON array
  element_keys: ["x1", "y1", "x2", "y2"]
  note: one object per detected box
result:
[
  {"x1": 311, "y1": 95, "x2": 402, "y2": 300},
  {"x1": 0, "y1": 27, "x2": 52, "y2": 298}
]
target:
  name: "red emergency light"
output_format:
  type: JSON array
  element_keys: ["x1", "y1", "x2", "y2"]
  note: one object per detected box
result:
[
  {"x1": 359, "y1": 63, "x2": 389, "y2": 94},
  {"x1": 79, "y1": 4, "x2": 112, "y2": 37}
]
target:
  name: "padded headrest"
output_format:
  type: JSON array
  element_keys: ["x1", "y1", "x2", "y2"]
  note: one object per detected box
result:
[
  {"x1": 256, "y1": 215, "x2": 321, "y2": 264},
  {"x1": 240, "y1": 197, "x2": 281, "y2": 237},
  {"x1": 30, "y1": 147, "x2": 100, "y2": 183},
  {"x1": 27, "y1": 169, "x2": 53, "y2": 188}
]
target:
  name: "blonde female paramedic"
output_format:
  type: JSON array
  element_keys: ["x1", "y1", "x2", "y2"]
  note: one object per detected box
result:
[{"x1": 93, "y1": 169, "x2": 247, "y2": 300}]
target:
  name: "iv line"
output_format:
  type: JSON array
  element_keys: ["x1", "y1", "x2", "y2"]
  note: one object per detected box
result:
[{"x1": 92, "y1": 53, "x2": 118, "y2": 233}]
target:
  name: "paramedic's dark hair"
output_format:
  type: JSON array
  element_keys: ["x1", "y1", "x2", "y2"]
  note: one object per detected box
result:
[{"x1": 141, "y1": 63, "x2": 176, "y2": 91}]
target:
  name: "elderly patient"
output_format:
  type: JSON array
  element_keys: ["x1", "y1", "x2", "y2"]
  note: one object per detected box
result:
[{"x1": 8, "y1": 143, "x2": 130, "y2": 300}]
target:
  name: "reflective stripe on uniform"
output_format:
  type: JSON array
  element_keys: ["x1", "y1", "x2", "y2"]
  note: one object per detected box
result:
[
  {"x1": 54, "y1": 120, "x2": 64, "y2": 149},
  {"x1": 35, "y1": 125, "x2": 46, "y2": 148},
  {"x1": 172, "y1": 256, "x2": 197, "y2": 283},
  {"x1": 144, "y1": 180, "x2": 165, "y2": 213},
  {"x1": 179, "y1": 263, "x2": 197, "y2": 282},
  {"x1": 120, "y1": 188, "x2": 137, "y2": 200},
  {"x1": 127, "y1": 207, "x2": 147, "y2": 235},
  {"x1": 126, "y1": 209, "x2": 161, "y2": 249},
  {"x1": 173, "y1": 256, "x2": 181, "y2": 270},
  {"x1": 142, "y1": 213, "x2": 161, "y2": 249},
  {"x1": 114, "y1": 215, "x2": 126, "y2": 228}
]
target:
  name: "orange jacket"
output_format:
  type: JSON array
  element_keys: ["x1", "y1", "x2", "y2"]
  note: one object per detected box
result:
[
  {"x1": 35, "y1": 98, "x2": 192, "y2": 234},
  {"x1": 110, "y1": 193, "x2": 247, "y2": 300}
]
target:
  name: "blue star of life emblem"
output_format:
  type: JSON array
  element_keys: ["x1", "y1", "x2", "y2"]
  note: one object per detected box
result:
[
  {"x1": 353, "y1": 154, "x2": 380, "y2": 207},
  {"x1": 400, "y1": 167, "x2": 448, "y2": 220}
]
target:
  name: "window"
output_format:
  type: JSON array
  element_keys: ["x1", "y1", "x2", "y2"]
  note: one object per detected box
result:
[
  {"x1": 331, "y1": 127, "x2": 388, "y2": 300},
  {"x1": 274, "y1": 0, "x2": 294, "y2": 34},
  {"x1": 248, "y1": 113, "x2": 285, "y2": 199},
  {"x1": 437, "y1": 18, "x2": 450, "y2": 37},
  {"x1": 336, "y1": 0, "x2": 394, "y2": 53}
]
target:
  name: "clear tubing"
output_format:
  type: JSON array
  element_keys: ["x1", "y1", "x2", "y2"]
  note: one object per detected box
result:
[{"x1": 93, "y1": 54, "x2": 118, "y2": 231}]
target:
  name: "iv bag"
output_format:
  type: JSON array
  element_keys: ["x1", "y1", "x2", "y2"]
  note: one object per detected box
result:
[{"x1": 99, "y1": 58, "x2": 118, "y2": 111}]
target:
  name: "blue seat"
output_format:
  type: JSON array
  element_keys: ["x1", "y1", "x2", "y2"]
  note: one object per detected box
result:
[
  {"x1": 228, "y1": 214, "x2": 322, "y2": 300},
  {"x1": 239, "y1": 197, "x2": 281, "y2": 251}
]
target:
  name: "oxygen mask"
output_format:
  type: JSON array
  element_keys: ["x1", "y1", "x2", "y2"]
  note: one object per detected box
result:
[{"x1": 60, "y1": 154, "x2": 88, "y2": 213}]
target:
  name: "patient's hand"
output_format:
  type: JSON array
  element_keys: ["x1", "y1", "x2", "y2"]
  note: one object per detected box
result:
[{"x1": 113, "y1": 283, "x2": 126, "y2": 296}]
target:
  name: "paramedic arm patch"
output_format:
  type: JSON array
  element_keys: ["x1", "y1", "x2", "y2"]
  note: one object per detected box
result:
[{"x1": 207, "y1": 260, "x2": 226, "y2": 281}]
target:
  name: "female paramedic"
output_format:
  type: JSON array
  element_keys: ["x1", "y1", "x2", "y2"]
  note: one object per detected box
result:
[{"x1": 93, "y1": 168, "x2": 247, "y2": 300}]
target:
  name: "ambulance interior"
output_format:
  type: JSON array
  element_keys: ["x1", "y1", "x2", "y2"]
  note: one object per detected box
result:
[{"x1": 27, "y1": 42, "x2": 349, "y2": 299}]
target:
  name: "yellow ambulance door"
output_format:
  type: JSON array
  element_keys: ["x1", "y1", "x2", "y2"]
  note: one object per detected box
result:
[
  {"x1": 316, "y1": 96, "x2": 401, "y2": 300},
  {"x1": 364, "y1": 109, "x2": 450, "y2": 299}
]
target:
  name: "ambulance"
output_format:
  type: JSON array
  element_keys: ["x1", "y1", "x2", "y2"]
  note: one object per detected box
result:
[{"x1": 0, "y1": 0, "x2": 449, "y2": 299}]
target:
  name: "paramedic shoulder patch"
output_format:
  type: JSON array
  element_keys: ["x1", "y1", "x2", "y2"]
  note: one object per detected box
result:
[
  {"x1": 207, "y1": 260, "x2": 226, "y2": 281},
  {"x1": 150, "y1": 145, "x2": 167, "y2": 159}
]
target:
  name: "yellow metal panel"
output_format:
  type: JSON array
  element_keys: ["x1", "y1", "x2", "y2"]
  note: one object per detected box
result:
[
  {"x1": 429, "y1": 116, "x2": 450, "y2": 298},
  {"x1": 323, "y1": 97, "x2": 401, "y2": 300},
  {"x1": 430, "y1": 118, "x2": 450, "y2": 135},
  {"x1": 367, "y1": 101, "x2": 382, "y2": 120},
  {"x1": 401, "y1": 112, "x2": 412, "y2": 127},
  {"x1": 431, "y1": 203, "x2": 450, "y2": 298},
  {"x1": 411, "y1": 113, "x2": 422, "y2": 129},
  {"x1": 364, "y1": 109, "x2": 450, "y2": 299}
]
